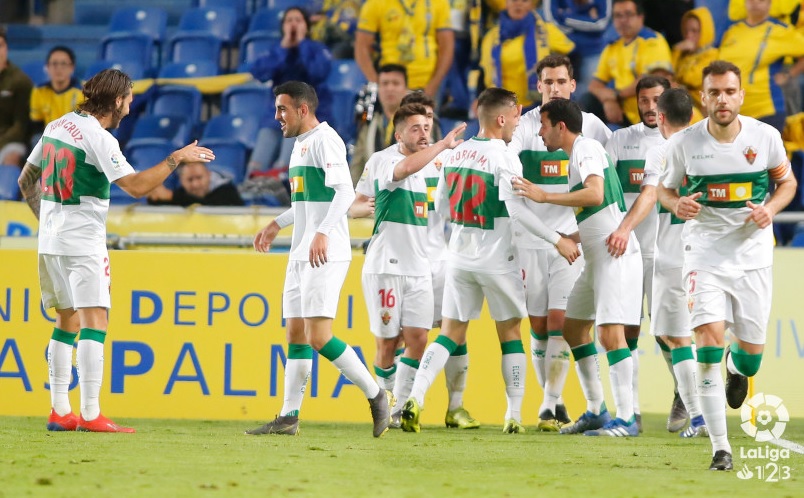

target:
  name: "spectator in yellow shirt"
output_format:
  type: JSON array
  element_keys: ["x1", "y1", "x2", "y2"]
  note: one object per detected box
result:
[
  {"x1": 479, "y1": 0, "x2": 574, "y2": 111},
  {"x1": 355, "y1": 0, "x2": 454, "y2": 97},
  {"x1": 586, "y1": 0, "x2": 672, "y2": 126},
  {"x1": 672, "y1": 7, "x2": 718, "y2": 113},
  {"x1": 30, "y1": 46, "x2": 83, "y2": 138}
]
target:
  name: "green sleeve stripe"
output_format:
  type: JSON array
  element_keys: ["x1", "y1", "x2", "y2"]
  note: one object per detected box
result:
[
  {"x1": 572, "y1": 162, "x2": 627, "y2": 224},
  {"x1": 289, "y1": 165, "x2": 336, "y2": 203},
  {"x1": 518, "y1": 150, "x2": 570, "y2": 185},
  {"x1": 615, "y1": 159, "x2": 647, "y2": 194},
  {"x1": 686, "y1": 171, "x2": 769, "y2": 208}
]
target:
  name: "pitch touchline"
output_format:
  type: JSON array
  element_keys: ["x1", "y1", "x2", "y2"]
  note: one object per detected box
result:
[{"x1": 770, "y1": 438, "x2": 804, "y2": 455}]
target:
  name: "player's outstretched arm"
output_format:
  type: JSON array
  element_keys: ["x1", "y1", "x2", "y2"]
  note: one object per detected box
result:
[
  {"x1": 116, "y1": 141, "x2": 215, "y2": 198},
  {"x1": 392, "y1": 122, "x2": 466, "y2": 181},
  {"x1": 514, "y1": 174, "x2": 605, "y2": 208},
  {"x1": 507, "y1": 199, "x2": 580, "y2": 264},
  {"x1": 349, "y1": 192, "x2": 375, "y2": 218},
  {"x1": 18, "y1": 162, "x2": 42, "y2": 220},
  {"x1": 254, "y1": 208, "x2": 294, "y2": 253},
  {"x1": 745, "y1": 163, "x2": 797, "y2": 229},
  {"x1": 606, "y1": 184, "x2": 657, "y2": 257}
]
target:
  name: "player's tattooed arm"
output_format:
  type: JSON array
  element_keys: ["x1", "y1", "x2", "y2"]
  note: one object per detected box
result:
[{"x1": 18, "y1": 162, "x2": 43, "y2": 220}]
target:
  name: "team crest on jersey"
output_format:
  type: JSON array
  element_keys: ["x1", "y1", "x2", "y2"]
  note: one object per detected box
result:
[
  {"x1": 434, "y1": 157, "x2": 443, "y2": 169},
  {"x1": 743, "y1": 146, "x2": 757, "y2": 165},
  {"x1": 300, "y1": 144, "x2": 308, "y2": 156},
  {"x1": 688, "y1": 296, "x2": 694, "y2": 312},
  {"x1": 381, "y1": 309, "x2": 392, "y2": 325}
]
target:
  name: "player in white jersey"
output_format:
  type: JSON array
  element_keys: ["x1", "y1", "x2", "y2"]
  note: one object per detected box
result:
[
  {"x1": 17, "y1": 69, "x2": 214, "y2": 433},
  {"x1": 508, "y1": 55, "x2": 611, "y2": 431},
  {"x1": 400, "y1": 88, "x2": 581, "y2": 434},
  {"x1": 659, "y1": 61, "x2": 797, "y2": 470},
  {"x1": 398, "y1": 91, "x2": 481, "y2": 430},
  {"x1": 355, "y1": 103, "x2": 466, "y2": 424},
  {"x1": 608, "y1": 87, "x2": 708, "y2": 438},
  {"x1": 513, "y1": 98, "x2": 643, "y2": 437},
  {"x1": 249, "y1": 82, "x2": 393, "y2": 438},
  {"x1": 604, "y1": 75, "x2": 670, "y2": 432}
]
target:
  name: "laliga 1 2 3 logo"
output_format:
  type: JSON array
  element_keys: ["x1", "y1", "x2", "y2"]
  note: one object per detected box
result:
[{"x1": 736, "y1": 393, "x2": 793, "y2": 482}]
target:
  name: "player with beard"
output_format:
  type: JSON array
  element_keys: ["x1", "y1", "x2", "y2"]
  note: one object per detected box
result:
[
  {"x1": 17, "y1": 69, "x2": 214, "y2": 432},
  {"x1": 355, "y1": 104, "x2": 466, "y2": 424},
  {"x1": 603, "y1": 75, "x2": 670, "y2": 432}
]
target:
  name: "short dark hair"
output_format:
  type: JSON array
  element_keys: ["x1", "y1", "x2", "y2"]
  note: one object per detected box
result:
[
  {"x1": 614, "y1": 0, "x2": 643, "y2": 15},
  {"x1": 540, "y1": 98, "x2": 583, "y2": 134},
  {"x1": 47, "y1": 45, "x2": 76, "y2": 65},
  {"x1": 477, "y1": 87, "x2": 518, "y2": 119},
  {"x1": 703, "y1": 60, "x2": 742, "y2": 85},
  {"x1": 636, "y1": 75, "x2": 671, "y2": 96},
  {"x1": 378, "y1": 64, "x2": 408, "y2": 86},
  {"x1": 281, "y1": 6, "x2": 311, "y2": 32},
  {"x1": 657, "y1": 88, "x2": 693, "y2": 126},
  {"x1": 393, "y1": 103, "x2": 429, "y2": 129},
  {"x1": 77, "y1": 69, "x2": 132, "y2": 116},
  {"x1": 536, "y1": 54, "x2": 574, "y2": 80},
  {"x1": 400, "y1": 90, "x2": 435, "y2": 110},
  {"x1": 274, "y1": 80, "x2": 319, "y2": 113}
]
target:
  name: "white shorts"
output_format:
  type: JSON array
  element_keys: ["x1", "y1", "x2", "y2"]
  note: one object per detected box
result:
[
  {"x1": 518, "y1": 246, "x2": 584, "y2": 316},
  {"x1": 362, "y1": 273, "x2": 434, "y2": 338},
  {"x1": 430, "y1": 259, "x2": 446, "y2": 325},
  {"x1": 442, "y1": 266, "x2": 526, "y2": 322},
  {"x1": 565, "y1": 252, "x2": 642, "y2": 326},
  {"x1": 650, "y1": 267, "x2": 690, "y2": 337},
  {"x1": 39, "y1": 253, "x2": 111, "y2": 310},
  {"x1": 283, "y1": 260, "x2": 349, "y2": 319},
  {"x1": 685, "y1": 267, "x2": 771, "y2": 345}
]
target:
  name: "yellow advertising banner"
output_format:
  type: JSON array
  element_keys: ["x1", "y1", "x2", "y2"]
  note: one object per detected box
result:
[{"x1": 2, "y1": 248, "x2": 803, "y2": 424}]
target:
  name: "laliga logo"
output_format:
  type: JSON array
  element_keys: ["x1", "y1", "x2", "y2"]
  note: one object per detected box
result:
[{"x1": 740, "y1": 393, "x2": 789, "y2": 442}]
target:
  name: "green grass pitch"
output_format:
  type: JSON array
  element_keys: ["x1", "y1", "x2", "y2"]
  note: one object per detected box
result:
[{"x1": 0, "y1": 414, "x2": 801, "y2": 497}]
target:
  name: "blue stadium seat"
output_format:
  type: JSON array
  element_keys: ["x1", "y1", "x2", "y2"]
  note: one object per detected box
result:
[
  {"x1": 110, "y1": 181, "x2": 145, "y2": 205},
  {"x1": 222, "y1": 84, "x2": 274, "y2": 119},
  {"x1": 790, "y1": 230, "x2": 804, "y2": 247},
  {"x1": 128, "y1": 115, "x2": 192, "y2": 149},
  {"x1": 20, "y1": 61, "x2": 49, "y2": 87},
  {"x1": 0, "y1": 165, "x2": 21, "y2": 201},
  {"x1": 99, "y1": 32, "x2": 155, "y2": 74},
  {"x1": 168, "y1": 32, "x2": 223, "y2": 65},
  {"x1": 239, "y1": 31, "x2": 279, "y2": 69},
  {"x1": 464, "y1": 119, "x2": 480, "y2": 139},
  {"x1": 178, "y1": 7, "x2": 238, "y2": 45},
  {"x1": 202, "y1": 114, "x2": 260, "y2": 149},
  {"x1": 328, "y1": 89, "x2": 358, "y2": 143},
  {"x1": 158, "y1": 61, "x2": 220, "y2": 78},
  {"x1": 327, "y1": 59, "x2": 367, "y2": 93},
  {"x1": 148, "y1": 85, "x2": 204, "y2": 126},
  {"x1": 203, "y1": 142, "x2": 248, "y2": 184},
  {"x1": 84, "y1": 60, "x2": 147, "y2": 81},
  {"x1": 256, "y1": 0, "x2": 305, "y2": 11},
  {"x1": 108, "y1": 7, "x2": 168, "y2": 45},
  {"x1": 248, "y1": 8, "x2": 283, "y2": 35},
  {"x1": 275, "y1": 135, "x2": 295, "y2": 169},
  {"x1": 124, "y1": 141, "x2": 179, "y2": 190},
  {"x1": 439, "y1": 118, "x2": 460, "y2": 137},
  {"x1": 194, "y1": 0, "x2": 248, "y2": 37}
]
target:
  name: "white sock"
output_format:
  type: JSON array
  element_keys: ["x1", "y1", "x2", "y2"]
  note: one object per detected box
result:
[
  {"x1": 698, "y1": 361, "x2": 730, "y2": 454},
  {"x1": 330, "y1": 346, "x2": 380, "y2": 399},
  {"x1": 392, "y1": 359, "x2": 418, "y2": 413},
  {"x1": 673, "y1": 358, "x2": 702, "y2": 419},
  {"x1": 630, "y1": 348, "x2": 640, "y2": 416},
  {"x1": 502, "y1": 352, "x2": 526, "y2": 422},
  {"x1": 575, "y1": 354, "x2": 605, "y2": 415},
  {"x1": 539, "y1": 336, "x2": 570, "y2": 415},
  {"x1": 409, "y1": 342, "x2": 451, "y2": 406},
  {"x1": 48, "y1": 336, "x2": 75, "y2": 416},
  {"x1": 281, "y1": 358, "x2": 312, "y2": 417},
  {"x1": 374, "y1": 364, "x2": 396, "y2": 391},
  {"x1": 608, "y1": 354, "x2": 635, "y2": 422},
  {"x1": 530, "y1": 333, "x2": 548, "y2": 388},
  {"x1": 444, "y1": 352, "x2": 468, "y2": 410},
  {"x1": 77, "y1": 331, "x2": 105, "y2": 421}
]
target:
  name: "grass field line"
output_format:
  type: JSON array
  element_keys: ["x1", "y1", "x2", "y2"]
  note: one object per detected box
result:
[{"x1": 770, "y1": 437, "x2": 804, "y2": 454}]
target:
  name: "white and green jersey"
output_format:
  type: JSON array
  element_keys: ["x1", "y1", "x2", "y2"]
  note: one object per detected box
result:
[
  {"x1": 606, "y1": 123, "x2": 664, "y2": 257},
  {"x1": 509, "y1": 106, "x2": 611, "y2": 249},
  {"x1": 359, "y1": 145, "x2": 430, "y2": 276},
  {"x1": 27, "y1": 111, "x2": 135, "y2": 256},
  {"x1": 421, "y1": 151, "x2": 450, "y2": 262},
  {"x1": 287, "y1": 122, "x2": 352, "y2": 262},
  {"x1": 643, "y1": 141, "x2": 686, "y2": 271},
  {"x1": 662, "y1": 116, "x2": 788, "y2": 270},
  {"x1": 435, "y1": 137, "x2": 519, "y2": 274},
  {"x1": 569, "y1": 136, "x2": 637, "y2": 259}
]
